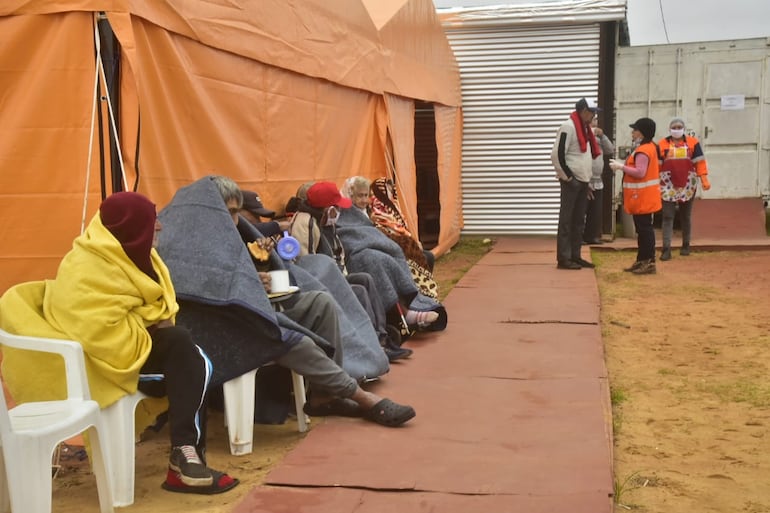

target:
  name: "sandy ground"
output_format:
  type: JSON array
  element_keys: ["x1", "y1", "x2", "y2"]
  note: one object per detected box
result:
[
  {"x1": 596, "y1": 249, "x2": 770, "y2": 512},
  {"x1": 39, "y1": 245, "x2": 770, "y2": 513}
]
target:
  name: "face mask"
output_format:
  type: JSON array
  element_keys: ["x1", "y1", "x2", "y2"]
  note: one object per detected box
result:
[
  {"x1": 670, "y1": 128, "x2": 685, "y2": 139},
  {"x1": 324, "y1": 207, "x2": 340, "y2": 227}
]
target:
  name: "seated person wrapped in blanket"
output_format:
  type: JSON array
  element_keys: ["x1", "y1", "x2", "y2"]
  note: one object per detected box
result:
[
  {"x1": 0, "y1": 191, "x2": 238, "y2": 495},
  {"x1": 290, "y1": 181, "x2": 447, "y2": 333},
  {"x1": 156, "y1": 175, "x2": 413, "y2": 426}
]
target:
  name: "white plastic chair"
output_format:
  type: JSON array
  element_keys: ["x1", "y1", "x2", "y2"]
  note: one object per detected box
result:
[
  {"x1": 101, "y1": 365, "x2": 309, "y2": 506},
  {"x1": 0, "y1": 328, "x2": 113, "y2": 513},
  {"x1": 100, "y1": 390, "x2": 147, "y2": 507},
  {"x1": 223, "y1": 367, "x2": 308, "y2": 456}
]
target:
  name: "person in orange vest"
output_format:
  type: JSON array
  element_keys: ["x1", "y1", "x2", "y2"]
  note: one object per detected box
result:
[
  {"x1": 610, "y1": 117, "x2": 661, "y2": 275},
  {"x1": 657, "y1": 117, "x2": 710, "y2": 260}
]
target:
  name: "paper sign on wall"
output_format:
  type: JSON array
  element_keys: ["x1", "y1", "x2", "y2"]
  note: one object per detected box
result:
[{"x1": 720, "y1": 94, "x2": 745, "y2": 111}]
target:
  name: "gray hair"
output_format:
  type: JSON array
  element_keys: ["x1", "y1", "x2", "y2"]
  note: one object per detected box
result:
[
  {"x1": 669, "y1": 116, "x2": 686, "y2": 128},
  {"x1": 210, "y1": 175, "x2": 243, "y2": 208},
  {"x1": 342, "y1": 176, "x2": 371, "y2": 198}
]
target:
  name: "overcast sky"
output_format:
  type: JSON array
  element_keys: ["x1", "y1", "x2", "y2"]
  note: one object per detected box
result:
[
  {"x1": 434, "y1": 0, "x2": 770, "y2": 46},
  {"x1": 627, "y1": 0, "x2": 770, "y2": 45}
]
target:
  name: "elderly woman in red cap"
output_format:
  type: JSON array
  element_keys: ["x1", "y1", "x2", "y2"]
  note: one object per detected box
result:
[
  {"x1": 294, "y1": 181, "x2": 446, "y2": 333},
  {"x1": 0, "y1": 191, "x2": 238, "y2": 495}
]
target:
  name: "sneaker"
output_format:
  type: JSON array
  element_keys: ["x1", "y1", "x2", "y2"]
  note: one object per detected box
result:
[
  {"x1": 623, "y1": 261, "x2": 643, "y2": 272},
  {"x1": 572, "y1": 258, "x2": 595, "y2": 269},
  {"x1": 557, "y1": 260, "x2": 581, "y2": 270},
  {"x1": 631, "y1": 260, "x2": 656, "y2": 275},
  {"x1": 680, "y1": 246, "x2": 691, "y2": 256},
  {"x1": 660, "y1": 248, "x2": 672, "y2": 261},
  {"x1": 169, "y1": 446, "x2": 213, "y2": 487}
]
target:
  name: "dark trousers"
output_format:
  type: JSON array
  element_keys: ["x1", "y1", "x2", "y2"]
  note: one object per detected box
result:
[
  {"x1": 557, "y1": 178, "x2": 589, "y2": 263},
  {"x1": 661, "y1": 199, "x2": 694, "y2": 249},
  {"x1": 583, "y1": 188, "x2": 604, "y2": 242},
  {"x1": 276, "y1": 290, "x2": 357, "y2": 398},
  {"x1": 347, "y1": 272, "x2": 388, "y2": 343},
  {"x1": 138, "y1": 326, "x2": 212, "y2": 449},
  {"x1": 633, "y1": 213, "x2": 656, "y2": 262}
]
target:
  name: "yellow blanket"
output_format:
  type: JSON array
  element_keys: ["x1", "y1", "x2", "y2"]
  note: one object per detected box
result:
[{"x1": 0, "y1": 214, "x2": 177, "y2": 412}]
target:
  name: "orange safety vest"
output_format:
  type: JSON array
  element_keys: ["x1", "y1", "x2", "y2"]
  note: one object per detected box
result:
[
  {"x1": 658, "y1": 136, "x2": 707, "y2": 177},
  {"x1": 623, "y1": 142, "x2": 662, "y2": 215}
]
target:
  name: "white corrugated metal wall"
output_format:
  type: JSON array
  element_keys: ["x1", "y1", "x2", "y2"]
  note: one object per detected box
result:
[{"x1": 444, "y1": 23, "x2": 601, "y2": 234}]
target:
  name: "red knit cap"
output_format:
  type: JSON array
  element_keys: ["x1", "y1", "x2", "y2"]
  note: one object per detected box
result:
[{"x1": 99, "y1": 192, "x2": 158, "y2": 279}]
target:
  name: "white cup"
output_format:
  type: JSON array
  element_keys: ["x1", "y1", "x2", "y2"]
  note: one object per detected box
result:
[{"x1": 268, "y1": 269, "x2": 290, "y2": 293}]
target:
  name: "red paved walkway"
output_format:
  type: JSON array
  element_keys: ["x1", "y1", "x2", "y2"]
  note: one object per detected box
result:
[
  {"x1": 231, "y1": 199, "x2": 769, "y2": 513},
  {"x1": 232, "y1": 238, "x2": 615, "y2": 513}
]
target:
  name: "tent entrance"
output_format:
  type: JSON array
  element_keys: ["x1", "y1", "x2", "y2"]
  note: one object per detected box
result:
[{"x1": 414, "y1": 101, "x2": 440, "y2": 250}]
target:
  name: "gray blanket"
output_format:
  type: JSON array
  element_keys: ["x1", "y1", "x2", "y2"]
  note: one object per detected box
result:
[
  {"x1": 333, "y1": 207, "x2": 446, "y2": 326},
  {"x1": 157, "y1": 177, "x2": 388, "y2": 385},
  {"x1": 288, "y1": 254, "x2": 389, "y2": 381}
]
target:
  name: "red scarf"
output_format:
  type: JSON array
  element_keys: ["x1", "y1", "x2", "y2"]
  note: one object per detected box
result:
[{"x1": 570, "y1": 111, "x2": 601, "y2": 158}]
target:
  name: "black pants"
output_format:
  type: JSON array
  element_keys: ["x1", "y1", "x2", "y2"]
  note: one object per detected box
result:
[
  {"x1": 633, "y1": 213, "x2": 656, "y2": 262},
  {"x1": 138, "y1": 326, "x2": 212, "y2": 450},
  {"x1": 347, "y1": 272, "x2": 388, "y2": 343},
  {"x1": 557, "y1": 178, "x2": 589, "y2": 263},
  {"x1": 583, "y1": 188, "x2": 603, "y2": 242}
]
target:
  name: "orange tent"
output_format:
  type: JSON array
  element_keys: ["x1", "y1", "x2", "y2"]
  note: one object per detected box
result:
[{"x1": 0, "y1": 0, "x2": 463, "y2": 294}]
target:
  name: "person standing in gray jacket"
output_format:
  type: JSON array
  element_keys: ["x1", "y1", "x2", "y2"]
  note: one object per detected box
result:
[
  {"x1": 583, "y1": 115, "x2": 615, "y2": 245},
  {"x1": 551, "y1": 97, "x2": 602, "y2": 269}
]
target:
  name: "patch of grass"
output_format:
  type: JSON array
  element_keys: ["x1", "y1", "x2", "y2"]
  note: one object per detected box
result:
[
  {"x1": 613, "y1": 470, "x2": 643, "y2": 507},
  {"x1": 610, "y1": 385, "x2": 628, "y2": 436},
  {"x1": 610, "y1": 385, "x2": 628, "y2": 406},
  {"x1": 699, "y1": 380, "x2": 770, "y2": 408},
  {"x1": 433, "y1": 237, "x2": 495, "y2": 302}
]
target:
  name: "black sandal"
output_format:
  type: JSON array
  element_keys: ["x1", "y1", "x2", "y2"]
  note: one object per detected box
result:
[
  {"x1": 303, "y1": 397, "x2": 363, "y2": 417},
  {"x1": 362, "y1": 398, "x2": 415, "y2": 427}
]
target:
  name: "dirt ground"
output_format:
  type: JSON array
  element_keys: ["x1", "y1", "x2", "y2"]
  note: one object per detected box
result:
[
  {"x1": 46, "y1": 239, "x2": 493, "y2": 513},
  {"x1": 596, "y1": 249, "x2": 770, "y2": 513},
  {"x1": 47, "y1": 244, "x2": 770, "y2": 513}
]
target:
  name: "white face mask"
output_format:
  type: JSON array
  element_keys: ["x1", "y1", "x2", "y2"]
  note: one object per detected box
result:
[
  {"x1": 670, "y1": 128, "x2": 685, "y2": 139},
  {"x1": 324, "y1": 207, "x2": 340, "y2": 227}
]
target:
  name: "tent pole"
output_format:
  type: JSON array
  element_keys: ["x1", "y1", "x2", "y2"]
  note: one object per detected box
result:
[{"x1": 96, "y1": 13, "x2": 126, "y2": 192}]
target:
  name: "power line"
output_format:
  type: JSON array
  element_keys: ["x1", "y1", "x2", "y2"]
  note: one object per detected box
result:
[{"x1": 658, "y1": 0, "x2": 671, "y2": 43}]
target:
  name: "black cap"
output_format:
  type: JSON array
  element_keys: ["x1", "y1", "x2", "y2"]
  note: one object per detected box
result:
[
  {"x1": 575, "y1": 97, "x2": 601, "y2": 113},
  {"x1": 240, "y1": 190, "x2": 276, "y2": 219},
  {"x1": 629, "y1": 118, "x2": 656, "y2": 140}
]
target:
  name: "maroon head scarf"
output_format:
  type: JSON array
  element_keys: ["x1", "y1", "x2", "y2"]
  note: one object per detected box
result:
[{"x1": 99, "y1": 191, "x2": 158, "y2": 280}]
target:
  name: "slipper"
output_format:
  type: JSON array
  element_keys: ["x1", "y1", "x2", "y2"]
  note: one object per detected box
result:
[
  {"x1": 162, "y1": 469, "x2": 239, "y2": 495},
  {"x1": 303, "y1": 397, "x2": 362, "y2": 417},
  {"x1": 362, "y1": 398, "x2": 415, "y2": 427}
]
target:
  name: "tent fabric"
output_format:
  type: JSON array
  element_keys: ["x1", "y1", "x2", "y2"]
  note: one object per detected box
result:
[
  {"x1": 433, "y1": 103, "x2": 464, "y2": 255},
  {"x1": 0, "y1": 12, "x2": 106, "y2": 292},
  {"x1": 385, "y1": 94, "x2": 419, "y2": 240},
  {"x1": 0, "y1": 1, "x2": 463, "y2": 295}
]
